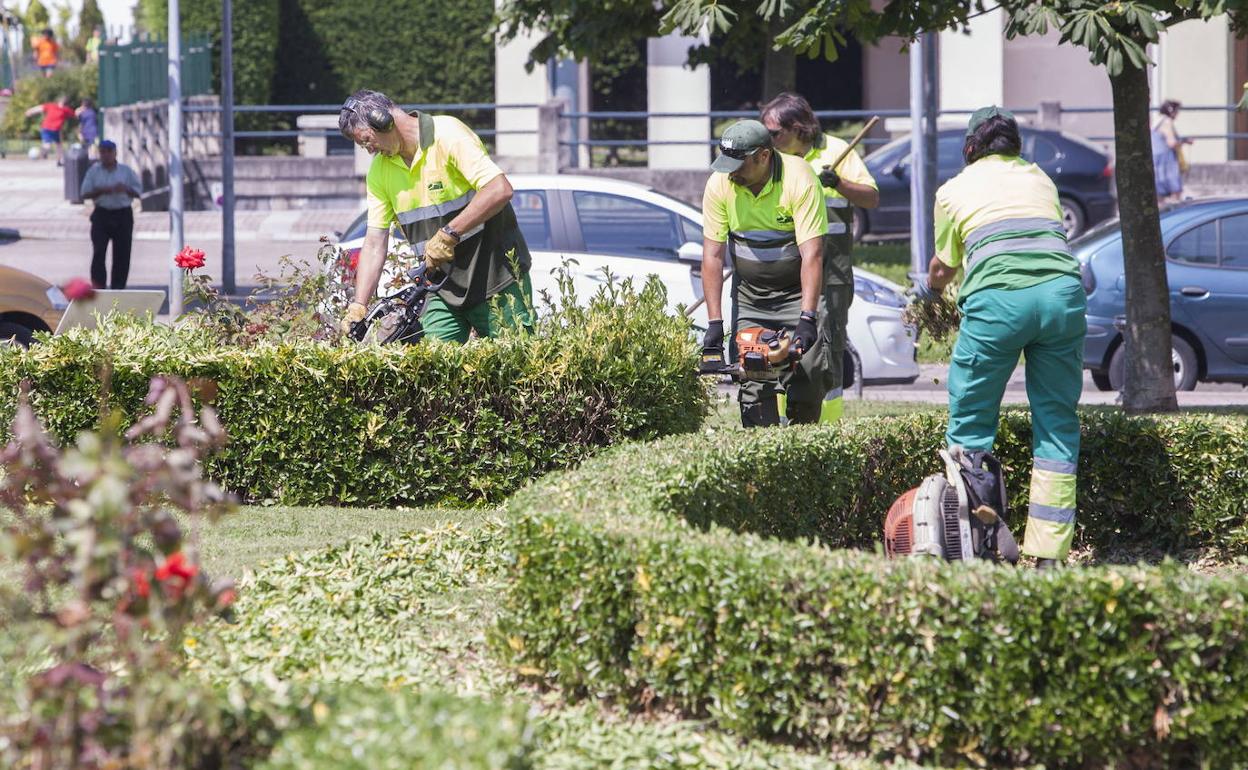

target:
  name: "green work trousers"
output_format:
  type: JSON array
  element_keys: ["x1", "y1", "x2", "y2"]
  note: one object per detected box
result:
[
  {"x1": 733, "y1": 282, "x2": 847, "y2": 428},
  {"x1": 421, "y1": 274, "x2": 534, "y2": 343},
  {"x1": 946, "y1": 274, "x2": 1087, "y2": 560}
]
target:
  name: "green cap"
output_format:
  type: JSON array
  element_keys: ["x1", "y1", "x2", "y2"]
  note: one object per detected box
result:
[
  {"x1": 711, "y1": 119, "x2": 772, "y2": 173},
  {"x1": 965, "y1": 106, "x2": 1016, "y2": 142}
]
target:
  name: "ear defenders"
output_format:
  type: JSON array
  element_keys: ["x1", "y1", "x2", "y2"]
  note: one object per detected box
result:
[{"x1": 342, "y1": 97, "x2": 394, "y2": 133}]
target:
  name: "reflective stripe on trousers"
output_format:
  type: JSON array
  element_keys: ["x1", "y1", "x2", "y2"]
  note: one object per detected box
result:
[{"x1": 1023, "y1": 457, "x2": 1077, "y2": 560}]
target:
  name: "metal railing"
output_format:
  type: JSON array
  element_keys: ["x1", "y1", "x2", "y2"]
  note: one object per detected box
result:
[
  {"x1": 181, "y1": 102, "x2": 540, "y2": 142},
  {"x1": 558, "y1": 103, "x2": 1245, "y2": 165},
  {"x1": 98, "y1": 35, "x2": 212, "y2": 108}
]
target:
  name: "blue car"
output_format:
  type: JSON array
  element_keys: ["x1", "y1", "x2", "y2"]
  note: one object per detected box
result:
[{"x1": 1076, "y1": 198, "x2": 1248, "y2": 391}]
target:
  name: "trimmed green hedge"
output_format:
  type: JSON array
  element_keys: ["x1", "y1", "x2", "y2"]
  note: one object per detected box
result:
[
  {"x1": 495, "y1": 414, "x2": 1248, "y2": 766},
  {"x1": 0, "y1": 282, "x2": 708, "y2": 507}
]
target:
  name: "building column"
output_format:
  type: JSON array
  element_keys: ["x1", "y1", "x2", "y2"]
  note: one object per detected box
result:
[
  {"x1": 647, "y1": 32, "x2": 710, "y2": 169},
  {"x1": 939, "y1": 8, "x2": 1004, "y2": 118},
  {"x1": 1158, "y1": 16, "x2": 1231, "y2": 164},
  {"x1": 494, "y1": 2, "x2": 550, "y2": 172}
]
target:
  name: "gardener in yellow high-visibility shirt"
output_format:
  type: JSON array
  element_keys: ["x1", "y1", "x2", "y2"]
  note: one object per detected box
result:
[
  {"x1": 337, "y1": 89, "x2": 533, "y2": 342},
  {"x1": 701, "y1": 119, "x2": 831, "y2": 428},
  {"x1": 913, "y1": 106, "x2": 1086, "y2": 568},
  {"x1": 761, "y1": 92, "x2": 880, "y2": 421}
]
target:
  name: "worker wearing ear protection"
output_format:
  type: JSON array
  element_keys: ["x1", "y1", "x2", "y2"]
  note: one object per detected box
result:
[{"x1": 337, "y1": 88, "x2": 532, "y2": 342}]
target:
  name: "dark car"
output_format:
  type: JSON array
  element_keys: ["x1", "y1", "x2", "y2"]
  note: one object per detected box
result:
[
  {"x1": 858, "y1": 127, "x2": 1117, "y2": 240},
  {"x1": 1076, "y1": 198, "x2": 1248, "y2": 391}
]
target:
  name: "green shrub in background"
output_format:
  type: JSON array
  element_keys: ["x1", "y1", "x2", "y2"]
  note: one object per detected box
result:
[
  {"x1": 494, "y1": 414, "x2": 1248, "y2": 766},
  {"x1": 0, "y1": 278, "x2": 709, "y2": 507},
  {"x1": 136, "y1": 0, "x2": 279, "y2": 109},
  {"x1": 0, "y1": 65, "x2": 98, "y2": 140}
]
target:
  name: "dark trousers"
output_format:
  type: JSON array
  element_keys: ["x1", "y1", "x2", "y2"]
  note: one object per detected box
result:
[{"x1": 90, "y1": 207, "x2": 134, "y2": 289}]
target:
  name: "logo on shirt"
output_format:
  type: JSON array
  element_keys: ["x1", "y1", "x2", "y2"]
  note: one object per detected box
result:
[
  {"x1": 776, "y1": 213, "x2": 794, "y2": 225},
  {"x1": 428, "y1": 181, "x2": 444, "y2": 192}
]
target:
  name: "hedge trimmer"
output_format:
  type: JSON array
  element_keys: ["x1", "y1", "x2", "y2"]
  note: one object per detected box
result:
[
  {"x1": 698, "y1": 326, "x2": 803, "y2": 382},
  {"x1": 348, "y1": 263, "x2": 449, "y2": 344}
]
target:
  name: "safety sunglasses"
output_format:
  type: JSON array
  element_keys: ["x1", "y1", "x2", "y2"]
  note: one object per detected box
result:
[{"x1": 718, "y1": 145, "x2": 761, "y2": 161}]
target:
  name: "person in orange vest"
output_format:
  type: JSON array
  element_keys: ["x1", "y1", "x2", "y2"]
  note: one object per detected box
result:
[{"x1": 32, "y1": 28, "x2": 59, "y2": 77}]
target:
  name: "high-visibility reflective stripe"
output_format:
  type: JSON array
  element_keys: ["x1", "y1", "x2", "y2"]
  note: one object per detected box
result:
[
  {"x1": 967, "y1": 236, "x2": 1072, "y2": 271},
  {"x1": 825, "y1": 220, "x2": 847, "y2": 235},
  {"x1": 396, "y1": 189, "x2": 476, "y2": 226},
  {"x1": 1027, "y1": 502, "x2": 1076, "y2": 524},
  {"x1": 1022, "y1": 518, "x2": 1074, "y2": 560},
  {"x1": 964, "y1": 217, "x2": 1064, "y2": 252},
  {"x1": 735, "y1": 229, "x2": 794, "y2": 242},
  {"x1": 731, "y1": 241, "x2": 800, "y2": 262},
  {"x1": 819, "y1": 395, "x2": 843, "y2": 423},
  {"x1": 1030, "y1": 468, "x2": 1077, "y2": 510},
  {"x1": 826, "y1": 197, "x2": 849, "y2": 209},
  {"x1": 825, "y1": 387, "x2": 843, "y2": 400},
  {"x1": 1034, "y1": 457, "x2": 1077, "y2": 474}
]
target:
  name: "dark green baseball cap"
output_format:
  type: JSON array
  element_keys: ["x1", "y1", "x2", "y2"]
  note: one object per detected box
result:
[
  {"x1": 965, "y1": 106, "x2": 1016, "y2": 142},
  {"x1": 711, "y1": 119, "x2": 772, "y2": 173}
]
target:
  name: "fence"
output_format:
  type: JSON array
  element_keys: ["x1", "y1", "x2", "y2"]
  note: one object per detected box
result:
[
  {"x1": 556, "y1": 103, "x2": 1248, "y2": 167},
  {"x1": 98, "y1": 35, "x2": 212, "y2": 108}
]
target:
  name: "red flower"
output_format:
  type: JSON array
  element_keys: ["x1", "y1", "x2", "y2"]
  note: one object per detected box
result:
[
  {"x1": 215, "y1": 588, "x2": 237, "y2": 610},
  {"x1": 155, "y1": 552, "x2": 198, "y2": 598},
  {"x1": 62, "y1": 277, "x2": 96, "y2": 302},
  {"x1": 130, "y1": 567, "x2": 151, "y2": 598},
  {"x1": 175, "y1": 246, "x2": 206, "y2": 270}
]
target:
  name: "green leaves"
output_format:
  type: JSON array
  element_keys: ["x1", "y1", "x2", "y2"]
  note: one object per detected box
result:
[{"x1": 498, "y1": 410, "x2": 1248, "y2": 765}]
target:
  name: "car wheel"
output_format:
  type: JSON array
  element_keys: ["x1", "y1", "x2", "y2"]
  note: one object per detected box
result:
[
  {"x1": 1060, "y1": 197, "x2": 1086, "y2": 238},
  {"x1": 1107, "y1": 337, "x2": 1199, "y2": 392},
  {"x1": 851, "y1": 209, "x2": 866, "y2": 242},
  {"x1": 1091, "y1": 370, "x2": 1113, "y2": 391},
  {"x1": 0, "y1": 321, "x2": 34, "y2": 348}
]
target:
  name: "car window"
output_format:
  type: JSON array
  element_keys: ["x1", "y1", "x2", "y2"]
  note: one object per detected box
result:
[
  {"x1": 512, "y1": 190, "x2": 553, "y2": 250},
  {"x1": 1219, "y1": 214, "x2": 1248, "y2": 269},
  {"x1": 572, "y1": 191, "x2": 680, "y2": 259},
  {"x1": 936, "y1": 135, "x2": 965, "y2": 171},
  {"x1": 680, "y1": 217, "x2": 701, "y2": 245},
  {"x1": 1167, "y1": 221, "x2": 1218, "y2": 265},
  {"x1": 341, "y1": 211, "x2": 368, "y2": 242},
  {"x1": 1030, "y1": 136, "x2": 1060, "y2": 165}
]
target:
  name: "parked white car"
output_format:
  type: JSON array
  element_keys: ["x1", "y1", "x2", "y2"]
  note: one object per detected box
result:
[{"x1": 334, "y1": 174, "x2": 918, "y2": 386}]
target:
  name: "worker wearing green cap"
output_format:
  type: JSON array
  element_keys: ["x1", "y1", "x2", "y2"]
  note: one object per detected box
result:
[
  {"x1": 700, "y1": 119, "x2": 831, "y2": 427},
  {"x1": 913, "y1": 106, "x2": 1086, "y2": 567}
]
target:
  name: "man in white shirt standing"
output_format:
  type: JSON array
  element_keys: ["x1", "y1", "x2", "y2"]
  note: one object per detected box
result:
[{"x1": 81, "y1": 139, "x2": 141, "y2": 289}]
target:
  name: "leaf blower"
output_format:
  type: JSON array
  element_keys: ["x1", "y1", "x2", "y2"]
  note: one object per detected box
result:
[{"x1": 884, "y1": 446, "x2": 1020, "y2": 564}]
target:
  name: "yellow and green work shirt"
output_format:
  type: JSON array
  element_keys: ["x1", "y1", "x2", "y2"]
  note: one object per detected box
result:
[
  {"x1": 804, "y1": 132, "x2": 877, "y2": 285},
  {"x1": 703, "y1": 152, "x2": 828, "y2": 304},
  {"x1": 934, "y1": 154, "x2": 1080, "y2": 302},
  {"x1": 366, "y1": 113, "x2": 530, "y2": 308}
]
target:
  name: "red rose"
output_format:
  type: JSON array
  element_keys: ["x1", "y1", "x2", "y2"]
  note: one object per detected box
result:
[
  {"x1": 175, "y1": 246, "x2": 206, "y2": 270},
  {"x1": 155, "y1": 552, "x2": 198, "y2": 598},
  {"x1": 62, "y1": 277, "x2": 96, "y2": 301}
]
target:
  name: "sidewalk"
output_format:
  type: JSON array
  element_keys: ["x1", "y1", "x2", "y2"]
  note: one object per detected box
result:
[{"x1": 0, "y1": 157, "x2": 358, "y2": 243}]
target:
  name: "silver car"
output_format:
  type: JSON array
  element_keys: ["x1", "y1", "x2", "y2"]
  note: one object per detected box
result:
[{"x1": 335, "y1": 174, "x2": 918, "y2": 386}]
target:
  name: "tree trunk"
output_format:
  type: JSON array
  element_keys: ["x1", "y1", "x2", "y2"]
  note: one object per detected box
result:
[
  {"x1": 1109, "y1": 63, "x2": 1179, "y2": 413},
  {"x1": 761, "y1": 16, "x2": 796, "y2": 101}
]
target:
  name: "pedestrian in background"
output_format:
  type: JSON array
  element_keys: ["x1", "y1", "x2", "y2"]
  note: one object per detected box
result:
[
  {"x1": 1152, "y1": 100, "x2": 1192, "y2": 206},
  {"x1": 23, "y1": 95, "x2": 74, "y2": 165},
  {"x1": 81, "y1": 140, "x2": 141, "y2": 289},
  {"x1": 32, "y1": 28, "x2": 59, "y2": 77},
  {"x1": 76, "y1": 98, "x2": 99, "y2": 157},
  {"x1": 85, "y1": 25, "x2": 103, "y2": 64}
]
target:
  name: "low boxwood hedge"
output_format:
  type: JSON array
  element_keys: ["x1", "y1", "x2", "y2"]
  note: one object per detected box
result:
[
  {"x1": 495, "y1": 414, "x2": 1248, "y2": 766},
  {"x1": 0, "y1": 279, "x2": 708, "y2": 507}
]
